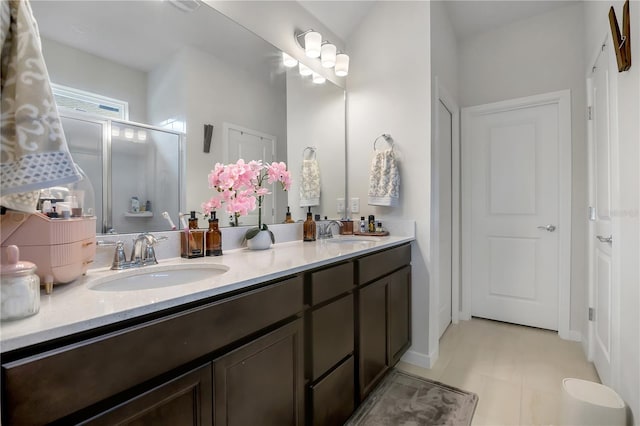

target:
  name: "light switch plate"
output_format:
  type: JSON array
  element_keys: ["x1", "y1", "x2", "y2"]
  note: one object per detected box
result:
[
  {"x1": 350, "y1": 197, "x2": 360, "y2": 213},
  {"x1": 336, "y1": 198, "x2": 345, "y2": 213}
]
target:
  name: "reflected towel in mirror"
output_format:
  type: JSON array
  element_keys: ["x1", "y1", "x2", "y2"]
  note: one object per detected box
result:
[{"x1": 299, "y1": 159, "x2": 320, "y2": 206}]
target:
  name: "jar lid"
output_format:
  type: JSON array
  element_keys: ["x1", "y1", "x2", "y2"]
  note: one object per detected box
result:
[{"x1": 1, "y1": 245, "x2": 37, "y2": 277}]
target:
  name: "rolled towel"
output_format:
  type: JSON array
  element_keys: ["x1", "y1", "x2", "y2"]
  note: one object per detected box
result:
[
  {"x1": 368, "y1": 149, "x2": 400, "y2": 207},
  {"x1": 300, "y1": 158, "x2": 320, "y2": 206}
]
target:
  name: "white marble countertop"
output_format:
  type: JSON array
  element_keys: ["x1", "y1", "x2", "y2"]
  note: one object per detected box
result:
[{"x1": 1, "y1": 235, "x2": 414, "y2": 353}]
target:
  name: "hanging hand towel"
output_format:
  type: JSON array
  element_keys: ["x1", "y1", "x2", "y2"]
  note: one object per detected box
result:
[
  {"x1": 368, "y1": 149, "x2": 400, "y2": 207},
  {"x1": 299, "y1": 159, "x2": 320, "y2": 206},
  {"x1": 0, "y1": 0, "x2": 80, "y2": 212}
]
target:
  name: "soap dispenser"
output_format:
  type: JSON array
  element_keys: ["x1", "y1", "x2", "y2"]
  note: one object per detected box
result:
[
  {"x1": 206, "y1": 212, "x2": 223, "y2": 256},
  {"x1": 181, "y1": 211, "x2": 204, "y2": 258},
  {"x1": 284, "y1": 206, "x2": 294, "y2": 224},
  {"x1": 303, "y1": 207, "x2": 316, "y2": 242}
]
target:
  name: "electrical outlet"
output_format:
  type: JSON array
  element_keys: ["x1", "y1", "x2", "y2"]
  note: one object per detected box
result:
[
  {"x1": 351, "y1": 197, "x2": 360, "y2": 213},
  {"x1": 336, "y1": 198, "x2": 345, "y2": 213}
]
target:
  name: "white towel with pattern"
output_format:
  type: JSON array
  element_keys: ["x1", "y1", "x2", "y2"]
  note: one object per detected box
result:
[
  {"x1": 299, "y1": 159, "x2": 320, "y2": 206},
  {"x1": 1, "y1": 0, "x2": 80, "y2": 212},
  {"x1": 368, "y1": 149, "x2": 399, "y2": 207}
]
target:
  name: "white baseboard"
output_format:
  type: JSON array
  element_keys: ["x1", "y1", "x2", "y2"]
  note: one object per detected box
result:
[
  {"x1": 562, "y1": 329, "x2": 582, "y2": 342},
  {"x1": 459, "y1": 310, "x2": 471, "y2": 321},
  {"x1": 400, "y1": 349, "x2": 437, "y2": 369}
]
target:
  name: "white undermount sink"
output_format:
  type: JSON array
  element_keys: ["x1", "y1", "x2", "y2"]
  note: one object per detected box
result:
[{"x1": 88, "y1": 264, "x2": 230, "y2": 292}]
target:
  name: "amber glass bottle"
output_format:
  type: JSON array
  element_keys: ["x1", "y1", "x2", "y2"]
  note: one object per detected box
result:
[
  {"x1": 206, "y1": 212, "x2": 223, "y2": 256},
  {"x1": 285, "y1": 206, "x2": 294, "y2": 223},
  {"x1": 185, "y1": 211, "x2": 204, "y2": 258},
  {"x1": 303, "y1": 207, "x2": 316, "y2": 242}
]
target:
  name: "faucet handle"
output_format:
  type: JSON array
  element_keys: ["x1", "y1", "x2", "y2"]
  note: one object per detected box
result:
[{"x1": 112, "y1": 241, "x2": 127, "y2": 269}]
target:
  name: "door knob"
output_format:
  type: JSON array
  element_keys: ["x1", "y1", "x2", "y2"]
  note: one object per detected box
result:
[
  {"x1": 596, "y1": 235, "x2": 613, "y2": 244},
  {"x1": 537, "y1": 224, "x2": 556, "y2": 232}
]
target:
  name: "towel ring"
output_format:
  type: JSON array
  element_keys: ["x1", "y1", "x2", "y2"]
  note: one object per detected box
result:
[
  {"x1": 303, "y1": 146, "x2": 317, "y2": 159},
  {"x1": 373, "y1": 134, "x2": 394, "y2": 151}
]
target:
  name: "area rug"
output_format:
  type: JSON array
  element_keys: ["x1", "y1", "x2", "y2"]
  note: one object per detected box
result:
[{"x1": 346, "y1": 369, "x2": 479, "y2": 426}]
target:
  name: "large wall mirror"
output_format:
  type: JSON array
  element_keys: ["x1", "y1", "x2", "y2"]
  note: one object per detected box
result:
[{"x1": 32, "y1": 0, "x2": 346, "y2": 233}]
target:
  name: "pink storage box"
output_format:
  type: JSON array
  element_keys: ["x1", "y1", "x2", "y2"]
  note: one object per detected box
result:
[{"x1": 1, "y1": 211, "x2": 96, "y2": 293}]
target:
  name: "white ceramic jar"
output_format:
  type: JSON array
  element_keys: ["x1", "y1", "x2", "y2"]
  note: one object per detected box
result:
[{"x1": 1, "y1": 245, "x2": 40, "y2": 321}]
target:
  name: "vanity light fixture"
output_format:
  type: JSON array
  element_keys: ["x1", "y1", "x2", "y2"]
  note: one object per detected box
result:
[
  {"x1": 294, "y1": 29, "x2": 349, "y2": 77},
  {"x1": 137, "y1": 130, "x2": 147, "y2": 141},
  {"x1": 124, "y1": 128, "x2": 134, "y2": 139},
  {"x1": 111, "y1": 125, "x2": 120, "y2": 137},
  {"x1": 304, "y1": 31, "x2": 322, "y2": 58},
  {"x1": 312, "y1": 72, "x2": 326, "y2": 84},
  {"x1": 299, "y1": 63, "x2": 313, "y2": 77},
  {"x1": 321, "y1": 43, "x2": 336, "y2": 68},
  {"x1": 334, "y1": 53, "x2": 350, "y2": 77},
  {"x1": 282, "y1": 52, "x2": 298, "y2": 68}
]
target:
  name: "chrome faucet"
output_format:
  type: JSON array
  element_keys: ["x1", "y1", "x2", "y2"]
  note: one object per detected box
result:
[
  {"x1": 97, "y1": 233, "x2": 166, "y2": 270},
  {"x1": 318, "y1": 220, "x2": 343, "y2": 239}
]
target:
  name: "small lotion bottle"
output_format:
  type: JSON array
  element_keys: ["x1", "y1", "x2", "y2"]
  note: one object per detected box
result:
[
  {"x1": 206, "y1": 212, "x2": 223, "y2": 256},
  {"x1": 359, "y1": 216, "x2": 366, "y2": 233},
  {"x1": 303, "y1": 207, "x2": 316, "y2": 242},
  {"x1": 284, "y1": 206, "x2": 294, "y2": 223}
]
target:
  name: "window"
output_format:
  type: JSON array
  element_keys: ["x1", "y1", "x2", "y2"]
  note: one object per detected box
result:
[{"x1": 51, "y1": 83, "x2": 129, "y2": 120}]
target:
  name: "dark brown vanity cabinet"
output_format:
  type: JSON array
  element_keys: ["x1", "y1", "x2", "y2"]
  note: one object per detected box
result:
[
  {"x1": 1, "y1": 243, "x2": 412, "y2": 426},
  {"x1": 1, "y1": 276, "x2": 304, "y2": 425},
  {"x1": 306, "y1": 262, "x2": 355, "y2": 426},
  {"x1": 356, "y1": 244, "x2": 412, "y2": 401}
]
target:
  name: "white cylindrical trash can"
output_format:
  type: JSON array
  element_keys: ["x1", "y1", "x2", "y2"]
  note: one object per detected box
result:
[{"x1": 561, "y1": 378, "x2": 626, "y2": 425}]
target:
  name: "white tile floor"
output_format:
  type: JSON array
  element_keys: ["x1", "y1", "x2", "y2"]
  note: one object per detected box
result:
[{"x1": 397, "y1": 318, "x2": 601, "y2": 425}]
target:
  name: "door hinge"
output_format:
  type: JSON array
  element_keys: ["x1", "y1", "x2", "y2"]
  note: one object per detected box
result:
[
  {"x1": 587, "y1": 106, "x2": 593, "y2": 121},
  {"x1": 589, "y1": 206, "x2": 597, "y2": 221},
  {"x1": 589, "y1": 307, "x2": 595, "y2": 321}
]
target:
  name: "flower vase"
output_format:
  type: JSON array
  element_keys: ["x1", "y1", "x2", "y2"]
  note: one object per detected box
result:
[{"x1": 246, "y1": 230, "x2": 272, "y2": 250}]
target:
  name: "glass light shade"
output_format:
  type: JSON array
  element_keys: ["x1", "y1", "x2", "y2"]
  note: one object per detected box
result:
[
  {"x1": 312, "y1": 72, "x2": 326, "y2": 84},
  {"x1": 304, "y1": 31, "x2": 322, "y2": 58},
  {"x1": 124, "y1": 128, "x2": 134, "y2": 139},
  {"x1": 282, "y1": 52, "x2": 298, "y2": 68},
  {"x1": 321, "y1": 43, "x2": 337, "y2": 68},
  {"x1": 111, "y1": 126, "x2": 120, "y2": 137},
  {"x1": 299, "y1": 63, "x2": 313, "y2": 76},
  {"x1": 137, "y1": 130, "x2": 147, "y2": 141},
  {"x1": 335, "y1": 53, "x2": 350, "y2": 77}
]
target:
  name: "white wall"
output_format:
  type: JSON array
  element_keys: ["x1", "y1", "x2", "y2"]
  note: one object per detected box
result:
[
  {"x1": 584, "y1": 2, "x2": 640, "y2": 423},
  {"x1": 458, "y1": 3, "x2": 588, "y2": 337},
  {"x1": 149, "y1": 47, "x2": 287, "y2": 217},
  {"x1": 347, "y1": 1, "x2": 434, "y2": 367},
  {"x1": 41, "y1": 38, "x2": 148, "y2": 123},
  {"x1": 286, "y1": 70, "x2": 346, "y2": 222},
  {"x1": 430, "y1": 1, "x2": 460, "y2": 318}
]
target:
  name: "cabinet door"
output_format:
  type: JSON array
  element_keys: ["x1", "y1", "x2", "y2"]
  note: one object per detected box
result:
[
  {"x1": 213, "y1": 319, "x2": 304, "y2": 426},
  {"x1": 388, "y1": 266, "x2": 411, "y2": 366},
  {"x1": 358, "y1": 278, "x2": 387, "y2": 400},
  {"x1": 309, "y1": 356, "x2": 354, "y2": 426},
  {"x1": 82, "y1": 364, "x2": 212, "y2": 425}
]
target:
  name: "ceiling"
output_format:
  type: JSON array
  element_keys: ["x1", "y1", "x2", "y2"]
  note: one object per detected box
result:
[{"x1": 297, "y1": 0, "x2": 577, "y2": 43}]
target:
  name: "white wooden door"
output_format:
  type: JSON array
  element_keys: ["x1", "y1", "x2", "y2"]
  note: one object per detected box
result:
[
  {"x1": 589, "y1": 42, "x2": 614, "y2": 385},
  {"x1": 224, "y1": 124, "x2": 276, "y2": 226},
  {"x1": 438, "y1": 99, "x2": 453, "y2": 337},
  {"x1": 463, "y1": 93, "x2": 571, "y2": 331}
]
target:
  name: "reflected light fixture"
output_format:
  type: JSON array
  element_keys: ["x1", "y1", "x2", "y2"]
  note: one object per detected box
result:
[
  {"x1": 111, "y1": 125, "x2": 120, "y2": 137},
  {"x1": 312, "y1": 72, "x2": 326, "y2": 84},
  {"x1": 282, "y1": 52, "x2": 298, "y2": 68},
  {"x1": 304, "y1": 31, "x2": 322, "y2": 58},
  {"x1": 137, "y1": 130, "x2": 147, "y2": 141},
  {"x1": 321, "y1": 43, "x2": 337, "y2": 68},
  {"x1": 299, "y1": 63, "x2": 313, "y2": 76},
  {"x1": 334, "y1": 53, "x2": 350, "y2": 77},
  {"x1": 124, "y1": 128, "x2": 134, "y2": 139}
]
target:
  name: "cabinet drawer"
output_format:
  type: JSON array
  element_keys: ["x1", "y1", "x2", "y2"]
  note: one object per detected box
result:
[
  {"x1": 357, "y1": 244, "x2": 410, "y2": 286},
  {"x1": 310, "y1": 262, "x2": 353, "y2": 305},
  {"x1": 309, "y1": 294, "x2": 354, "y2": 380},
  {"x1": 2, "y1": 275, "x2": 303, "y2": 425},
  {"x1": 310, "y1": 356, "x2": 355, "y2": 426}
]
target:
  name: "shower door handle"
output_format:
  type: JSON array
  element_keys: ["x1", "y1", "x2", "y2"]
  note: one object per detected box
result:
[
  {"x1": 537, "y1": 224, "x2": 556, "y2": 232},
  {"x1": 596, "y1": 235, "x2": 613, "y2": 244}
]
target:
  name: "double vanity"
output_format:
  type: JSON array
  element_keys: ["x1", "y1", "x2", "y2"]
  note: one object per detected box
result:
[{"x1": 1, "y1": 234, "x2": 413, "y2": 425}]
